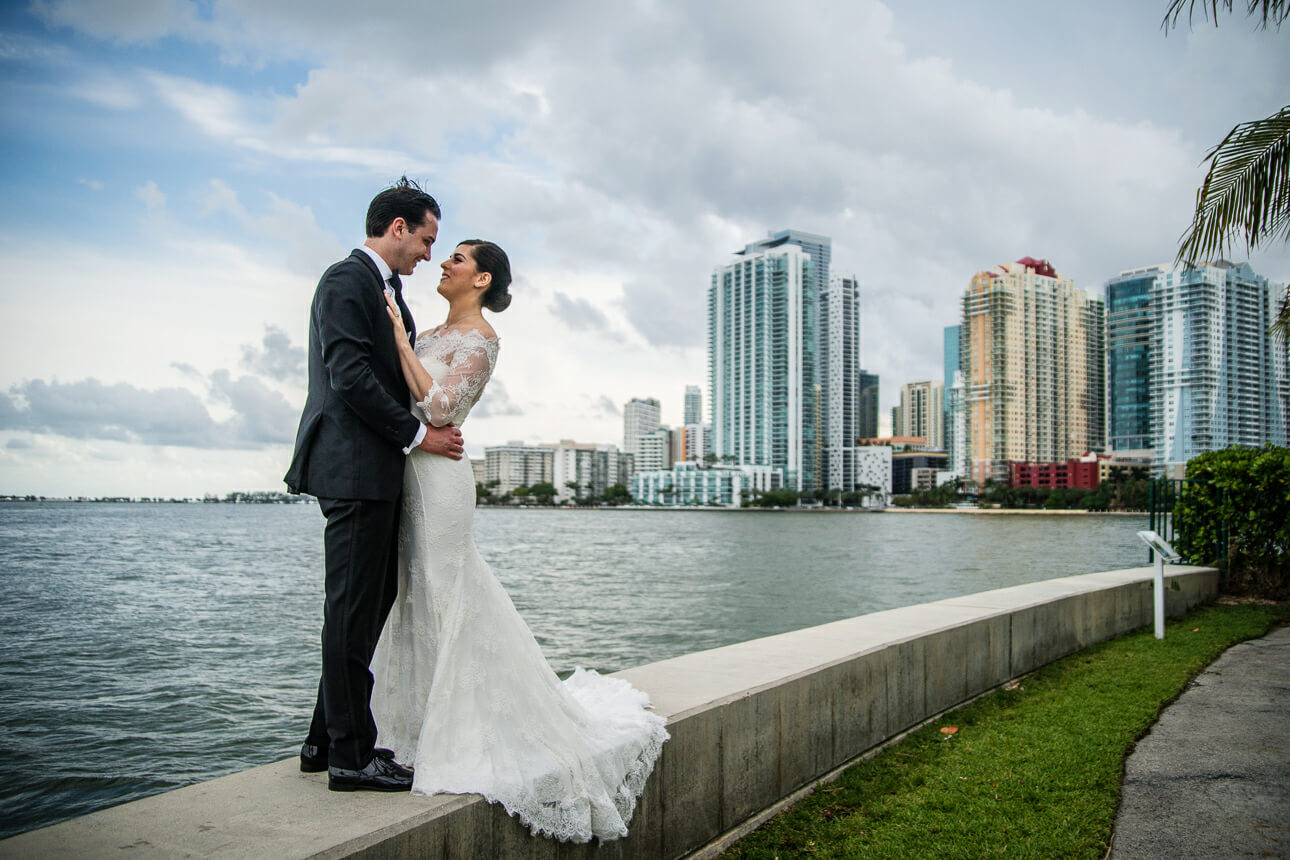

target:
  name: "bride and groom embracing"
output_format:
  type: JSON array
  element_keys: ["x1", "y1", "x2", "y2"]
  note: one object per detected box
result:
[{"x1": 283, "y1": 178, "x2": 668, "y2": 843}]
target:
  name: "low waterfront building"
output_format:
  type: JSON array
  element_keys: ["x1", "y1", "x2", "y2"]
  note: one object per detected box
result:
[
  {"x1": 629, "y1": 462, "x2": 780, "y2": 507},
  {"x1": 910, "y1": 467, "x2": 939, "y2": 493},
  {"x1": 551, "y1": 440, "x2": 632, "y2": 504},
  {"x1": 853, "y1": 445, "x2": 893, "y2": 506},
  {"x1": 1098, "y1": 449, "x2": 1152, "y2": 484},
  {"x1": 891, "y1": 451, "x2": 949, "y2": 495},
  {"x1": 484, "y1": 442, "x2": 555, "y2": 495},
  {"x1": 635, "y1": 427, "x2": 672, "y2": 473},
  {"x1": 1007, "y1": 456, "x2": 1102, "y2": 490},
  {"x1": 470, "y1": 458, "x2": 486, "y2": 487},
  {"x1": 858, "y1": 436, "x2": 931, "y2": 452},
  {"x1": 682, "y1": 423, "x2": 711, "y2": 462}
]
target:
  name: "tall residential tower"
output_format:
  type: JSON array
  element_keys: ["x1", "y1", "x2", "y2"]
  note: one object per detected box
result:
[
  {"x1": 709, "y1": 237, "x2": 819, "y2": 491},
  {"x1": 893, "y1": 379, "x2": 945, "y2": 450},
  {"x1": 1104, "y1": 261, "x2": 1289, "y2": 473},
  {"x1": 961, "y1": 257, "x2": 1105, "y2": 484},
  {"x1": 622, "y1": 397, "x2": 661, "y2": 475},
  {"x1": 820, "y1": 274, "x2": 864, "y2": 490}
]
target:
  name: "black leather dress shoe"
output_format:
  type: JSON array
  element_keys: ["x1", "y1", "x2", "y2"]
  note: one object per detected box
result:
[
  {"x1": 328, "y1": 755, "x2": 414, "y2": 792},
  {"x1": 299, "y1": 743, "x2": 396, "y2": 773}
]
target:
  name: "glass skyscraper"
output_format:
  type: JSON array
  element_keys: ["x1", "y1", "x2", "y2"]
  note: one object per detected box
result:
[
  {"x1": 683, "y1": 385, "x2": 702, "y2": 425},
  {"x1": 858, "y1": 371, "x2": 879, "y2": 439},
  {"x1": 741, "y1": 229, "x2": 832, "y2": 299},
  {"x1": 709, "y1": 239, "x2": 819, "y2": 491},
  {"x1": 943, "y1": 324, "x2": 963, "y2": 471},
  {"x1": 1105, "y1": 267, "x2": 1157, "y2": 451},
  {"x1": 1103, "y1": 261, "x2": 1288, "y2": 473},
  {"x1": 1152, "y1": 262, "x2": 1287, "y2": 471}
]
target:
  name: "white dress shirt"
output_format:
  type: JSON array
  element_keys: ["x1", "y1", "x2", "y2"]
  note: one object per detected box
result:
[{"x1": 358, "y1": 245, "x2": 427, "y2": 454}]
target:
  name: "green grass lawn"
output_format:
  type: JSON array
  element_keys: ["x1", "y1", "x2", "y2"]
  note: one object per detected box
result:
[{"x1": 721, "y1": 600, "x2": 1289, "y2": 860}]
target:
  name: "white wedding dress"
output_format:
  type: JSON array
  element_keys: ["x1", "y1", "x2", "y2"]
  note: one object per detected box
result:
[{"x1": 369, "y1": 326, "x2": 668, "y2": 843}]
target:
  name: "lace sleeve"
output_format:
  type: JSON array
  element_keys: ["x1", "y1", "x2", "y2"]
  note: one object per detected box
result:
[{"x1": 415, "y1": 335, "x2": 496, "y2": 427}]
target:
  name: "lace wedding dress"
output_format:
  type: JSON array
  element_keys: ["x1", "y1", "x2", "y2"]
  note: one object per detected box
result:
[{"x1": 369, "y1": 326, "x2": 668, "y2": 843}]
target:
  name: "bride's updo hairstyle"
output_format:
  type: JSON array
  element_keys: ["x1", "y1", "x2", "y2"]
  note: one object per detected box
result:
[{"x1": 461, "y1": 240, "x2": 512, "y2": 313}]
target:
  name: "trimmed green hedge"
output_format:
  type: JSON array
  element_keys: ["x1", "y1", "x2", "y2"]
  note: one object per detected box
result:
[{"x1": 1177, "y1": 444, "x2": 1290, "y2": 598}]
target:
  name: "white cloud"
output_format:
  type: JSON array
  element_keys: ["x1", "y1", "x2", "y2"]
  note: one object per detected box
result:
[
  {"x1": 134, "y1": 179, "x2": 166, "y2": 212},
  {"x1": 194, "y1": 179, "x2": 344, "y2": 273},
  {"x1": 5, "y1": 0, "x2": 1289, "y2": 495},
  {"x1": 147, "y1": 71, "x2": 249, "y2": 139},
  {"x1": 68, "y1": 75, "x2": 143, "y2": 110},
  {"x1": 0, "y1": 373, "x2": 294, "y2": 448},
  {"x1": 30, "y1": 0, "x2": 199, "y2": 44},
  {"x1": 239, "y1": 324, "x2": 304, "y2": 382}
]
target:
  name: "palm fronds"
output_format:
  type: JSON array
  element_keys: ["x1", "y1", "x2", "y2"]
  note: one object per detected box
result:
[
  {"x1": 1175, "y1": 106, "x2": 1290, "y2": 266},
  {"x1": 1272, "y1": 284, "x2": 1290, "y2": 342},
  {"x1": 1162, "y1": 0, "x2": 1288, "y2": 31}
]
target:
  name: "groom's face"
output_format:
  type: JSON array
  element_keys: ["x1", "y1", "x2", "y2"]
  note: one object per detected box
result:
[{"x1": 390, "y1": 211, "x2": 440, "y2": 276}]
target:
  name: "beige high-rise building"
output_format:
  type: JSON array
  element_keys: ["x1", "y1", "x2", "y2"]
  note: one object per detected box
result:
[
  {"x1": 622, "y1": 397, "x2": 661, "y2": 476},
  {"x1": 961, "y1": 257, "x2": 1104, "y2": 485},
  {"x1": 893, "y1": 379, "x2": 944, "y2": 450}
]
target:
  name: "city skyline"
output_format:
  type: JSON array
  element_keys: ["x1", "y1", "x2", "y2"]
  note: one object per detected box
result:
[{"x1": 1, "y1": 2, "x2": 1288, "y2": 496}]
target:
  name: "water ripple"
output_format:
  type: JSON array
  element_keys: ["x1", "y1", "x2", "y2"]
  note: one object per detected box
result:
[{"x1": 0, "y1": 503, "x2": 1144, "y2": 838}]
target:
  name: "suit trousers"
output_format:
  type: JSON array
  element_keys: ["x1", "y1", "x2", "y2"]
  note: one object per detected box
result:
[{"x1": 307, "y1": 496, "x2": 401, "y2": 770}]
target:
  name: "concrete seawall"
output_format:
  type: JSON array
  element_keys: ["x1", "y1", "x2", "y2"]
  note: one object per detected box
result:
[{"x1": 3, "y1": 565, "x2": 1218, "y2": 859}]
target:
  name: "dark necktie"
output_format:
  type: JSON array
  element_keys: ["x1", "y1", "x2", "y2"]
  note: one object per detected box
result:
[{"x1": 387, "y1": 274, "x2": 411, "y2": 343}]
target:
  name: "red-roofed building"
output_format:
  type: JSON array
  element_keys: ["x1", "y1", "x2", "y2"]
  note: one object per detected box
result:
[{"x1": 1015, "y1": 256, "x2": 1058, "y2": 278}]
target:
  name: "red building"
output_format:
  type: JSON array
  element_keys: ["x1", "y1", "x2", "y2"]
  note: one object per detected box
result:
[{"x1": 1007, "y1": 458, "x2": 1101, "y2": 490}]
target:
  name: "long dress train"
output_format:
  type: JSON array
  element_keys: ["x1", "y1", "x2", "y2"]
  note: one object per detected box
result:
[{"x1": 369, "y1": 326, "x2": 668, "y2": 843}]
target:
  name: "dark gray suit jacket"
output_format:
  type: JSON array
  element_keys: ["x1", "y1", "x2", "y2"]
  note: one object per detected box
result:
[{"x1": 284, "y1": 250, "x2": 420, "y2": 501}]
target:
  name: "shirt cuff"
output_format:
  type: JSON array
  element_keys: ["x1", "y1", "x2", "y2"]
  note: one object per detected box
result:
[{"x1": 404, "y1": 423, "x2": 427, "y2": 455}]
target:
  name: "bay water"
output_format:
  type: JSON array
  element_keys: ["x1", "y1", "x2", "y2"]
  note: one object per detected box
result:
[{"x1": 0, "y1": 503, "x2": 1146, "y2": 838}]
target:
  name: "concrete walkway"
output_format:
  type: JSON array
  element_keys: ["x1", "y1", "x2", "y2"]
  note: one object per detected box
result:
[{"x1": 1112, "y1": 624, "x2": 1290, "y2": 859}]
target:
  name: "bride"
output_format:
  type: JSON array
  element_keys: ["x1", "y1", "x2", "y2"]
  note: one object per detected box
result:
[{"x1": 368, "y1": 239, "x2": 668, "y2": 843}]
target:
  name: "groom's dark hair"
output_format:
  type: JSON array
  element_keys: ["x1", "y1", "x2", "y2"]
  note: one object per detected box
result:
[{"x1": 366, "y1": 176, "x2": 441, "y2": 238}]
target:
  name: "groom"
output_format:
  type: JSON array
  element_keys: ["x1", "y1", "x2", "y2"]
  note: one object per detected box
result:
[{"x1": 285, "y1": 178, "x2": 464, "y2": 792}]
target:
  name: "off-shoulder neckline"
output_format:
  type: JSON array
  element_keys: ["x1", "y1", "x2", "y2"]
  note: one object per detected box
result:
[{"x1": 418, "y1": 324, "x2": 499, "y2": 343}]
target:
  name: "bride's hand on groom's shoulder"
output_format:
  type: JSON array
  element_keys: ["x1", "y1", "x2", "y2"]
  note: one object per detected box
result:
[{"x1": 419, "y1": 424, "x2": 464, "y2": 459}]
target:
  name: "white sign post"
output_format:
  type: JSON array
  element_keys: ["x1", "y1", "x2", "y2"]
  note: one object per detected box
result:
[{"x1": 1137, "y1": 530, "x2": 1181, "y2": 639}]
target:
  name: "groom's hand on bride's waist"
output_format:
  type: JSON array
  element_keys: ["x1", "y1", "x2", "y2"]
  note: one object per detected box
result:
[{"x1": 418, "y1": 424, "x2": 464, "y2": 459}]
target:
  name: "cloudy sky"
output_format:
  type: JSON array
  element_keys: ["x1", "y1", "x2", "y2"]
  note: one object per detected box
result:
[{"x1": 1, "y1": 0, "x2": 1286, "y2": 497}]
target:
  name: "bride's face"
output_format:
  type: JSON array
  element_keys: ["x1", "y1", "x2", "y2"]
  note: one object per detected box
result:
[{"x1": 437, "y1": 244, "x2": 488, "y2": 302}]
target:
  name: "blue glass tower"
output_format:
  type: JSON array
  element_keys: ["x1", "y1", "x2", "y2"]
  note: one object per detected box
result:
[
  {"x1": 1105, "y1": 268, "x2": 1157, "y2": 451},
  {"x1": 942, "y1": 325, "x2": 961, "y2": 468}
]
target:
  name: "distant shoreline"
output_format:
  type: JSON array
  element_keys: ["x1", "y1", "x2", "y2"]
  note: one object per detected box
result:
[
  {"x1": 0, "y1": 496, "x2": 314, "y2": 504},
  {"x1": 1, "y1": 498, "x2": 1142, "y2": 516},
  {"x1": 883, "y1": 507, "x2": 1143, "y2": 516},
  {"x1": 477, "y1": 505, "x2": 1143, "y2": 516}
]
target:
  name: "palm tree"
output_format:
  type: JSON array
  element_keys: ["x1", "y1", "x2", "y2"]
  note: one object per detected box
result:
[
  {"x1": 1272, "y1": 284, "x2": 1290, "y2": 343},
  {"x1": 1166, "y1": 3, "x2": 1290, "y2": 341}
]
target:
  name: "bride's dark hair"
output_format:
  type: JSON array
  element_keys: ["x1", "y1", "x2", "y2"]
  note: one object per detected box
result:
[{"x1": 461, "y1": 240, "x2": 512, "y2": 313}]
